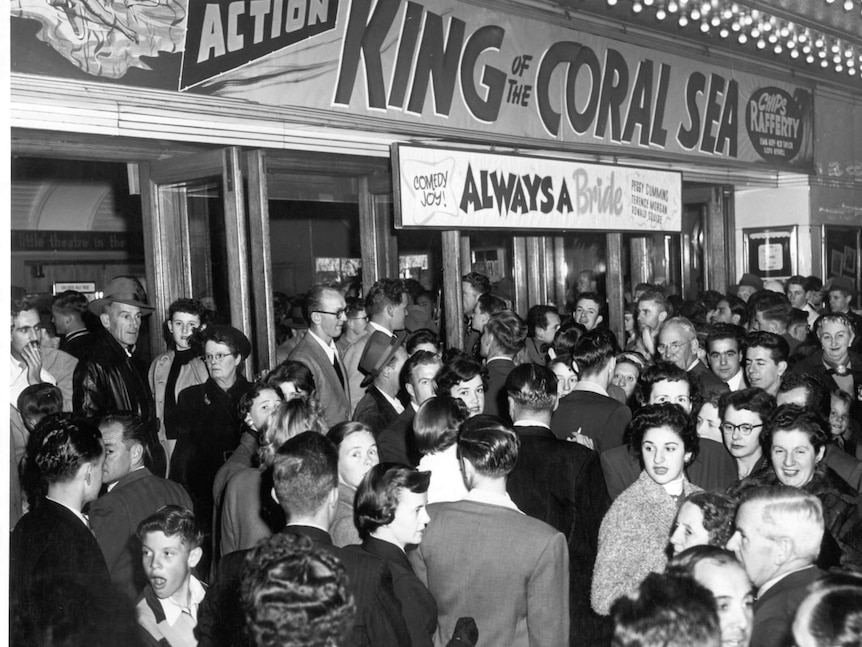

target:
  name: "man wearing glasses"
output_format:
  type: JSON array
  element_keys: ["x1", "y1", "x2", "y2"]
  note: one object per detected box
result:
[
  {"x1": 657, "y1": 316, "x2": 727, "y2": 395},
  {"x1": 288, "y1": 285, "x2": 351, "y2": 428}
]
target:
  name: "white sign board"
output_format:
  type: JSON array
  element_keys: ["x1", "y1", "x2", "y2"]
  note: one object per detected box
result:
[{"x1": 394, "y1": 144, "x2": 682, "y2": 231}]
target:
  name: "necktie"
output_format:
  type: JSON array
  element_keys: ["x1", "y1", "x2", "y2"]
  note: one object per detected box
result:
[{"x1": 332, "y1": 348, "x2": 345, "y2": 389}]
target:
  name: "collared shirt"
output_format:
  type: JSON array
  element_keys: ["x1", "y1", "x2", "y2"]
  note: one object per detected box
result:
[
  {"x1": 513, "y1": 419, "x2": 551, "y2": 429},
  {"x1": 485, "y1": 355, "x2": 515, "y2": 364},
  {"x1": 45, "y1": 496, "x2": 90, "y2": 528},
  {"x1": 369, "y1": 321, "x2": 395, "y2": 338},
  {"x1": 9, "y1": 354, "x2": 57, "y2": 407},
  {"x1": 106, "y1": 465, "x2": 146, "y2": 492},
  {"x1": 158, "y1": 575, "x2": 206, "y2": 626},
  {"x1": 726, "y1": 369, "x2": 746, "y2": 392},
  {"x1": 286, "y1": 521, "x2": 330, "y2": 534},
  {"x1": 307, "y1": 329, "x2": 335, "y2": 363},
  {"x1": 573, "y1": 379, "x2": 609, "y2": 398},
  {"x1": 758, "y1": 565, "x2": 813, "y2": 599},
  {"x1": 464, "y1": 488, "x2": 523, "y2": 514},
  {"x1": 380, "y1": 389, "x2": 405, "y2": 415}
]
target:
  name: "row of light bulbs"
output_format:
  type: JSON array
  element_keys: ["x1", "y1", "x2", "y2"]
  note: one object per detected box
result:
[{"x1": 603, "y1": 0, "x2": 862, "y2": 78}]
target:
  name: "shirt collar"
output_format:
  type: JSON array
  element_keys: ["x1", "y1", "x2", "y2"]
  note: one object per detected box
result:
[
  {"x1": 486, "y1": 355, "x2": 514, "y2": 364},
  {"x1": 369, "y1": 321, "x2": 395, "y2": 337},
  {"x1": 158, "y1": 575, "x2": 205, "y2": 626},
  {"x1": 307, "y1": 330, "x2": 335, "y2": 361},
  {"x1": 758, "y1": 565, "x2": 814, "y2": 599},
  {"x1": 379, "y1": 389, "x2": 405, "y2": 414},
  {"x1": 464, "y1": 488, "x2": 523, "y2": 514},
  {"x1": 106, "y1": 465, "x2": 146, "y2": 492},
  {"x1": 513, "y1": 419, "x2": 551, "y2": 429},
  {"x1": 45, "y1": 496, "x2": 90, "y2": 528},
  {"x1": 726, "y1": 369, "x2": 746, "y2": 391},
  {"x1": 573, "y1": 379, "x2": 609, "y2": 397}
]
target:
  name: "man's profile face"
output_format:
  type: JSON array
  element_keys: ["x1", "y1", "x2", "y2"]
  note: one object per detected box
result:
[
  {"x1": 535, "y1": 312, "x2": 561, "y2": 346},
  {"x1": 12, "y1": 309, "x2": 41, "y2": 356},
  {"x1": 102, "y1": 302, "x2": 143, "y2": 348},
  {"x1": 726, "y1": 500, "x2": 781, "y2": 588},
  {"x1": 317, "y1": 291, "x2": 346, "y2": 340},
  {"x1": 462, "y1": 282, "x2": 482, "y2": 315},
  {"x1": 713, "y1": 300, "x2": 736, "y2": 325},
  {"x1": 829, "y1": 290, "x2": 852, "y2": 314},
  {"x1": 100, "y1": 421, "x2": 134, "y2": 486},
  {"x1": 637, "y1": 299, "x2": 665, "y2": 332},
  {"x1": 744, "y1": 346, "x2": 786, "y2": 395}
]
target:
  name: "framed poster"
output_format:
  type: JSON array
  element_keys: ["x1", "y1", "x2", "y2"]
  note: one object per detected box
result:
[
  {"x1": 743, "y1": 227, "x2": 796, "y2": 279},
  {"x1": 822, "y1": 226, "x2": 862, "y2": 308}
]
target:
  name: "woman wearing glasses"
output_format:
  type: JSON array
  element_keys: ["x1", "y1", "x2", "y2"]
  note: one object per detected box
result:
[
  {"x1": 169, "y1": 324, "x2": 254, "y2": 573},
  {"x1": 718, "y1": 387, "x2": 776, "y2": 488}
]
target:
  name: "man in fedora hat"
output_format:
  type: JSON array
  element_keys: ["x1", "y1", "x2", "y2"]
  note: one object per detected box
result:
[
  {"x1": 826, "y1": 276, "x2": 862, "y2": 353},
  {"x1": 73, "y1": 275, "x2": 166, "y2": 476},
  {"x1": 352, "y1": 330, "x2": 409, "y2": 437}
]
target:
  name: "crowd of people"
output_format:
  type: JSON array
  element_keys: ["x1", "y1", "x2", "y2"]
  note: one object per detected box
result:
[{"x1": 9, "y1": 267, "x2": 862, "y2": 647}]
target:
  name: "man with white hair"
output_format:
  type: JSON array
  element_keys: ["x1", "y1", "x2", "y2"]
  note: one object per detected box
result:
[{"x1": 726, "y1": 486, "x2": 824, "y2": 647}]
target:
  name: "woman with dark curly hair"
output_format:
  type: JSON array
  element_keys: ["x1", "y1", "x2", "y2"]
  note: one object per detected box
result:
[
  {"x1": 435, "y1": 356, "x2": 487, "y2": 418},
  {"x1": 669, "y1": 491, "x2": 737, "y2": 556},
  {"x1": 591, "y1": 403, "x2": 702, "y2": 616}
]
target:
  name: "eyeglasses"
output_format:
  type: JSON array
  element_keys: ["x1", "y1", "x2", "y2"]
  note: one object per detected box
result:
[
  {"x1": 657, "y1": 340, "x2": 692, "y2": 353},
  {"x1": 205, "y1": 353, "x2": 233, "y2": 362},
  {"x1": 721, "y1": 422, "x2": 763, "y2": 436},
  {"x1": 312, "y1": 308, "x2": 348, "y2": 319}
]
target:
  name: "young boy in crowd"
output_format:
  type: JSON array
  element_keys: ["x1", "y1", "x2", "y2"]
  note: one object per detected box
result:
[{"x1": 136, "y1": 505, "x2": 206, "y2": 647}]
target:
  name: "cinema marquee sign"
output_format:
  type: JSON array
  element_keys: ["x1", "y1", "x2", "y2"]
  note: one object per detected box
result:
[
  {"x1": 13, "y1": 0, "x2": 814, "y2": 170},
  {"x1": 393, "y1": 144, "x2": 682, "y2": 232}
]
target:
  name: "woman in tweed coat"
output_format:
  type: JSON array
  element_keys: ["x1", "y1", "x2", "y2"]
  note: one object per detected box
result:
[{"x1": 592, "y1": 404, "x2": 702, "y2": 615}]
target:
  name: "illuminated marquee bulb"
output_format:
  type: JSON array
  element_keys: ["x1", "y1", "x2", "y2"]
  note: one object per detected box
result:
[
  {"x1": 633, "y1": 1, "x2": 643, "y2": 13},
  {"x1": 656, "y1": 8, "x2": 667, "y2": 19},
  {"x1": 710, "y1": 14, "x2": 721, "y2": 25},
  {"x1": 844, "y1": 0, "x2": 853, "y2": 10},
  {"x1": 790, "y1": 48, "x2": 800, "y2": 58},
  {"x1": 690, "y1": 8, "x2": 701, "y2": 19},
  {"x1": 679, "y1": 13, "x2": 689, "y2": 25},
  {"x1": 700, "y1": 20, "x2": 710, "y2": 31},
  {"x1": 757, "y1": 38, "x2": 766, "y2": 49},
  {"x1": 738, "y1": 32, "x2": 748, "y2": 43},
  {"x1": 719, "y1": 26, "x2": 729, "y2": 37},
  {"x1": 644, "y1": 0, "x2": 654, "y2": 6},
  {"x1": 774, "y1": 44, "x2": 783, "y2": 54},
  {"x1": 668, "y1": 0, "x2": 679, "y2": 11},
  {"x1": 806, "y1": 53, "x2": 815, "y2": 63}
]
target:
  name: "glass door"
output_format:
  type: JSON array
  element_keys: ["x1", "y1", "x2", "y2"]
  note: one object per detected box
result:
[{"x1": 140, "y1": 147, "x2": 273, "y2": 375}]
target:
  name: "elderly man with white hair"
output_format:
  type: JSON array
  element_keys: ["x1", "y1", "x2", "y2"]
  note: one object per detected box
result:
[{"x1": 726, "y1": 486, "x2": 825, "y2": 647}]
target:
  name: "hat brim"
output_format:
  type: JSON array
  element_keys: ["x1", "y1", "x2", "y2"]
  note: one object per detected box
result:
[{"x1": 88, "y1": 297, "x2": 155, "y2": 316}]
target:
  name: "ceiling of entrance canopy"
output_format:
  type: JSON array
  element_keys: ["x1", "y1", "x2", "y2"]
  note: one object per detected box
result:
[{"x1": 552, "y1": 0, "x2": 862, "y2": 85}]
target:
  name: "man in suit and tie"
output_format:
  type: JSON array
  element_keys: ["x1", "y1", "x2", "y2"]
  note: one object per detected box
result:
[
  {"x1": 505, "y1": 363, "x2": 611, "y2": 647},
  {"x1": 87, "y1": 412, "x2": 193, "y2": 602},
  {"x1": 726, "y1": 486, "x2": 824, "y2": 647},
  {"x1": 377, "y1": 350, "x2": 442, "y2": 466},
  {"x1": 288, "y1": 285, "x2": 351, "y2": 428},
  {"x1": 343, "y1": 279, "x2": 409, "y2": 413},
  {"x1": 410, "y1": 415, "x2": 570, "y2": 647},
  {"x1": 197, "y1": 431, "x2": 410, "y2": 647},
  {"x1": 552, "y1": 329, "x2": 631, "y2": 450}
]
